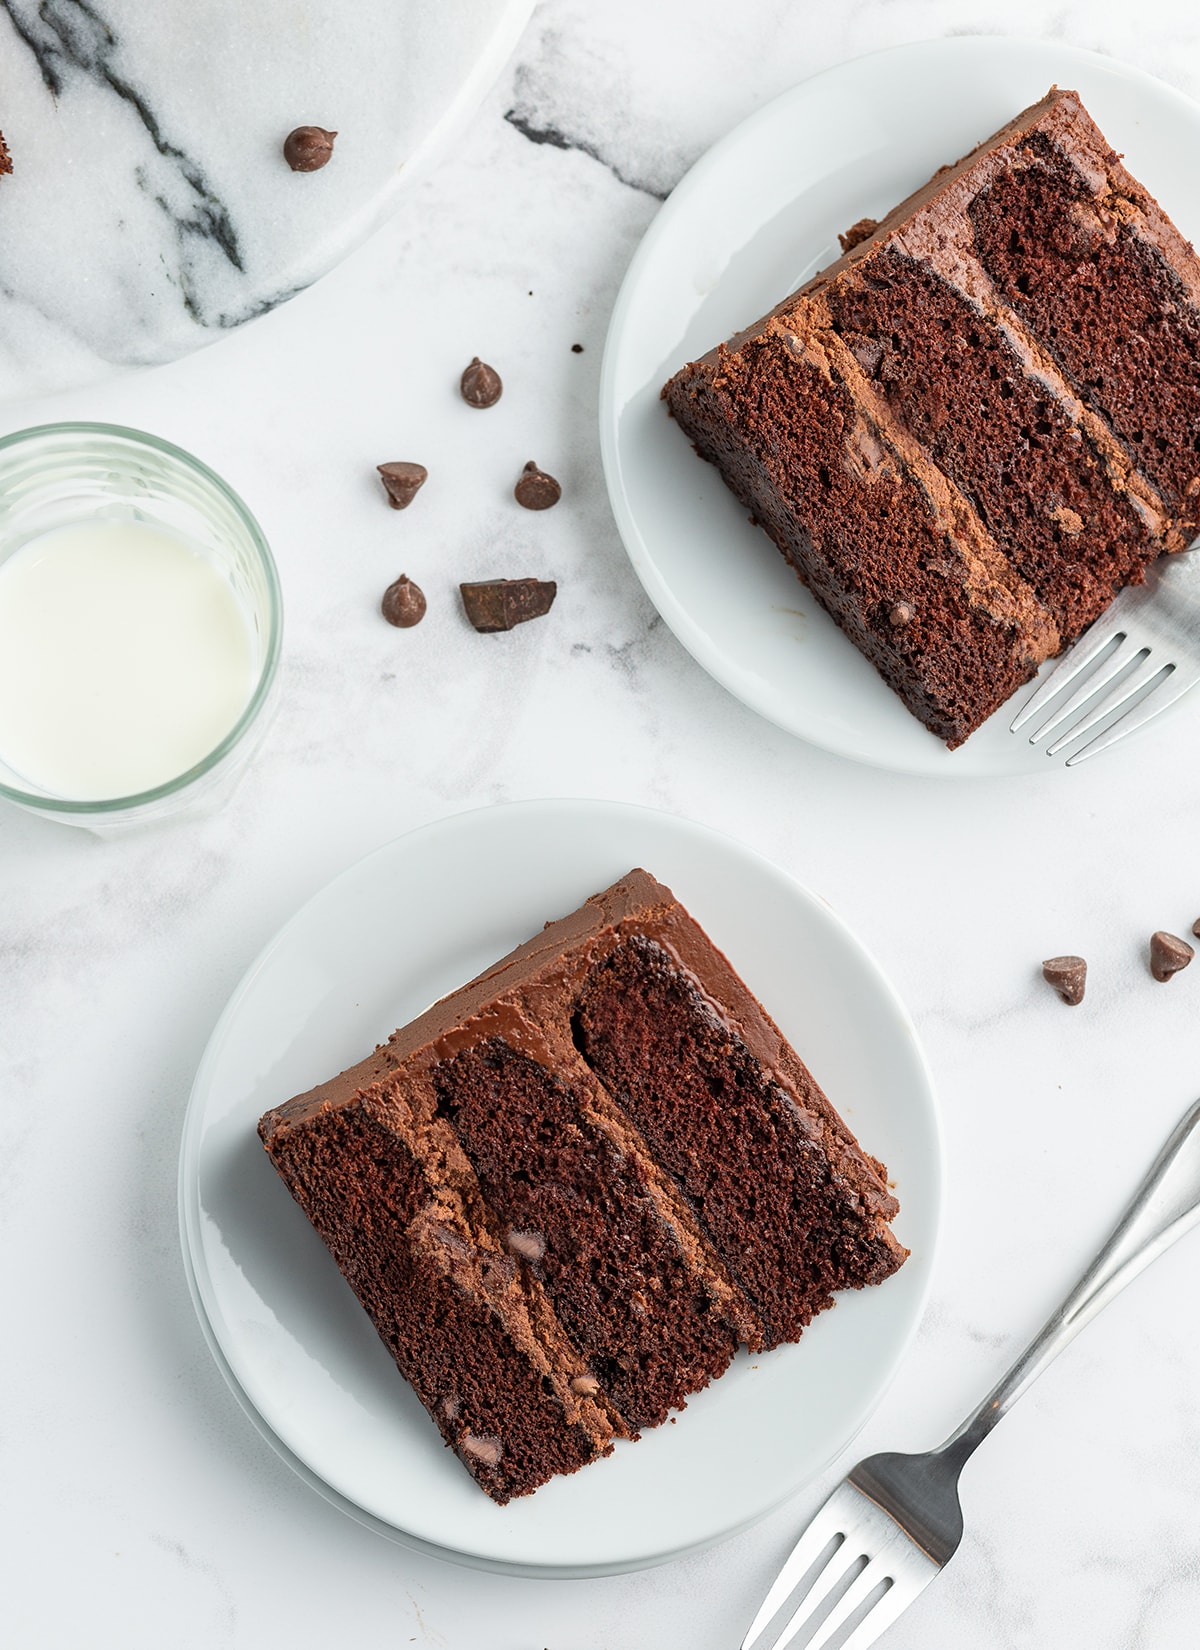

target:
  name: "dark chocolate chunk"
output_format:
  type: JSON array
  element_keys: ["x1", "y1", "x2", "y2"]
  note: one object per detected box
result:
[
  {"x1": 838, "y1": 216, "x2": 879, "y2": 253},
  {"x1": 460, "y1": 578, "x2": 556, "y2": 632},
  {"x1": 460, "y1": 356, "x2": 502, "y2": 408},
  {"x1": 888, "y1": 602, "x2": 914, "y2": 629},
  {"x1": 381, "y1": 574, "x2": 427, "y2": 628},
  {"x1": 1150, "y1": 931, "x2": 1194, "y2": 982},
  {"x1": 571, "y1": 342, "x2": 584, "y2": 353},
  {"x1": 505, "y1": 1228, "x2": 546, "y2": 1264},
  {"x1": 513, "y1": 461, "x2": 561, "y2": 511},
  {"x1": 283, "y1": 126, "x2": 337, "y2": 171},
  {"x1": 377, "y1": 461, "x2": 427, "y2": 510},
  {"x1": 1042, "y1": 955, "x2": 1086, "y2": 1006},
  {"x1": 460, "y1": 1433, "x2": 503, "y2": 1467}
]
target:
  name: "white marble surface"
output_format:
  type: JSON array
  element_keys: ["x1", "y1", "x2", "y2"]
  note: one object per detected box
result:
[
  {"x1": 0, "y1": 0, "x2": 532, "y2": 396},
  {"x1": 7, "y1": 1, "x2": 1200, "y2": 1645}
]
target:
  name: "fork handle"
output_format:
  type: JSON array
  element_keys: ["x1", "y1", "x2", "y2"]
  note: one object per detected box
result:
[{"x1": 940, "y1": 1098, "x2": 1200, "y2": 1464}]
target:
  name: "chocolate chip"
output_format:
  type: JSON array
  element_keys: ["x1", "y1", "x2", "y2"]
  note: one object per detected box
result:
[
  {"x1": 1150, "y1": 930, "x2": 1194, "y2": 982},
  {"x1": 505, "y1": 1228, "x2": 546, "y2": 1264},
  {"x1": 381, "y1": 575, "x2": 426, "y2": 628},
  {"x1": 283, "y1": 126, "x2": 336, "y2": 172},
  {"x1": 0, "y1": 131, "x2": 11, "y2": 177},
  {"x1": 838, "y1": 216, "x2": 879, "y2": 253},
  {"x1": 1042, "y1": 955, "x2": 1086, "y2": 1006},
  {"x1": 377, "y1": 461, "x2": 427, "y2": 510},
  {"x1": 1192, "y1": 917, "x2": 1200, "y2": 939},
  {"x1": 889, "y1": 602, "x2": 914, "y2": 628},
  {"x1": 460, "y1": 578, "x2": 556, "y2": 632},
  {"x1": 571, "y1": 343, "x2": 584, "y2": 353},
  {"x1": 513, "y1": 461, "x2": 561, "y2": 511},
  {"x1": 436, "y1": 1394, "x2": 462, "y2": 1422},
  {"x1": 460, "y1": 356, "x2": 502, "y2": 408},
  {"x1": 460, "y1": 1433, "x2": 503, "y2": 1468},
  {"x1": 570, "y1": 1375, "x2": 600, "y2": 1397}
]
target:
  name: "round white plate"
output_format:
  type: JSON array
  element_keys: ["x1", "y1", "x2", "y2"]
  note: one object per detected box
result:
[
  {"x1": 179, "y1": 799, "x2": 941, "y2": 1575},
  {"x1": 599, "y1": 38, "x2": 1200, "y2": 777}
]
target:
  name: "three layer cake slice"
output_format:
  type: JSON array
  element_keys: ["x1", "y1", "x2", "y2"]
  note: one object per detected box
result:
[
  {"x1": 259, "y1": 870, "x2": 907, "y2": 1502},
  {"x1": 663, "y1": 88, "x2": 1200, "y2": 747}
]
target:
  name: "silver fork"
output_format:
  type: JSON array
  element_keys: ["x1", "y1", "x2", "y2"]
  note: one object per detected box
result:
[
  {"x1": 741, "y1": 1098, "x2": 1200, "y2": 1650},
  {"x1": 1010, "y1": 547, "x2": 1200, "y2": 764}
]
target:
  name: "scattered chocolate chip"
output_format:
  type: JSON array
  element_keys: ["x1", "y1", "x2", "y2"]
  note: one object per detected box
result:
[
  {"x1": 460, "y1": 356, "x2": 502, "y2": 408},
  {"x1": 571, "y1": 342, "x2": 584, "y2": 353},
  {"x1": 283, "y1": 125, "x2": 336, "y2": 172},
  {"x1": 460, "y1": 578, "x2": 556, "y2": 633},
  {"x1": 0, "y1": 131, "x2": 11, "y2": 177},
  {"x1": 1192, "y1": 916, "x2": 1200, "y2": 939},
  {"x1": 889, "y1": 601, "x2": 914, "y2": 628},
  {"x1": 436, "y1": 1394, "x2": 462, "y2": 1422},
  {"x1": 513, "y1": 461, "x2": 561, "y2": 511},
  {"x1": 838, "y1": 216, "x2": 879, "y2": 253},
  {"x1": 570, "y1": 1375, "x2": 600, "y2": 1397},
  {"x1": 505, "y1": 1228, "x2": 546, "y2": 1264},
  {"x1": 377, "y1": 461, "x2": 427, "y2": 510},
  {"x1": 381, "y1": 574, "x2": 426, "y2": 628},
  {"x1": 1042, "y1": 955, "x2": 1087, "y2": 1006},
  {"x1": 460, "y1": 1433, "x2": 503, "y2": 1468},
  {"x1": 1150, "y1": 930, "x2": 1194, "y2": 982}
]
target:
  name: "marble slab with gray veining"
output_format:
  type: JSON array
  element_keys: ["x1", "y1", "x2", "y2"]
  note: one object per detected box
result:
[{"x1": 0, "y1": 0, "x2": 532, "y2": 397}]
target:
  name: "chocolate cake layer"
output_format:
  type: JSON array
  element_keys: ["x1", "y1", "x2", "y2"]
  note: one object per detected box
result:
[
  {"x1": 433, "y1": 1040, "x2": 744, "y2": 1431},
  {"x1": 663, "y1": 87, "x2": 1199, "y2": 747},
  {"x1": 574, "y1": 934, "x2": 903, "y2": 1346},
  {"x1": 260, "y1": 1091, "x2": 619, "y2": 1502},
  {"x1": 259, "y1": 870, "x2": 907, "y2": 1500}
]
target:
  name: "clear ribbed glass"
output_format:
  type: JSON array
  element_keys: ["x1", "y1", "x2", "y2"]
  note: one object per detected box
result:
[{"x1": 0, "y1": 423, "x2": 282, "y2": 828}]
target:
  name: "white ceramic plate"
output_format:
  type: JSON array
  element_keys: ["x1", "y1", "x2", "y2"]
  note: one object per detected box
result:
[
  {"x1": 179, "y1": 799, "x2": 941, "y2": 1575},
  {"x1": 600, "y1": 38, "x2": 1200, "y2": 777}
]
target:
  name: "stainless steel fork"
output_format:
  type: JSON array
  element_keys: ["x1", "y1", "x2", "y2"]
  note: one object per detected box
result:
[
  {"x1": 1010, "y1": 547, "x2": 1200, "y2": 764},
  {"x1": 741, "y1": 1098, "x2": 1200, "y2": 1650}
]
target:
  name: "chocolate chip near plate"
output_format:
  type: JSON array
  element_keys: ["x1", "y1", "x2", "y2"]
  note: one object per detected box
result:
[
  {"x1": 460, "y1": 578, "x2": 556, "y2": 632},
  {"x1": 513, "y1": 461, "x2": 561, "y2": 511},
  {"x1": 888, "y1": 601, "x2": 914, "y2": 629},
  {"x1": 1193, "y1": 917, "x2": 1200, "y2": 939},
  {"x1": 1042, "y1": 955, "x2": 1086, "y2": 1006},
  {"x1": 283, "y1": 125, "x2": 336, "y2": 171},
  {"x1": 571, "y1": 343, "x2": 584, "y2": 353},
  {"x1": 1150, "y1": 930, "x2": 1194, "y2": 982},
  {"x1": 377, "y1": 461, "x2": 427, "y2": 510},
  {"x1": 381, "y1": 574, "x2": 426, "y2": 628},
  {"x1": 460, "y1": 1433, "x2": 503, "y2": 1467},
  {"x1": 0, "y1": 131, "x2": 11, "y2": 177},
  {"x1": 460, "y1": 356, "x2": 502, "y2": 408}
]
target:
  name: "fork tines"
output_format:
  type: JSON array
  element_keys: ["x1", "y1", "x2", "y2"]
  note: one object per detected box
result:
[{"x1": 741, "y1": 1485, "x2": 937, "y2": 1650}]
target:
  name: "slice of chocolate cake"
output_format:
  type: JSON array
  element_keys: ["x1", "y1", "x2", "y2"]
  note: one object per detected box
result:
[
  {"x1": 259, "y1": 870, "x2": 907, "y2": 1502},
  {"x1": 663, "y1": 88, "x2": 1200, "y2": 748}
]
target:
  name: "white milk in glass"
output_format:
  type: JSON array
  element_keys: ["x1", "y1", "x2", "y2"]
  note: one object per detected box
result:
[{"x1": 0, "y1": 519, "x2": 256, "y2": 800}]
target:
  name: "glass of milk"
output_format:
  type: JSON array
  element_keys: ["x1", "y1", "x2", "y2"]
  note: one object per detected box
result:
[{"x1": 0, "y1": 423, "x2": 282, "y2": 829}]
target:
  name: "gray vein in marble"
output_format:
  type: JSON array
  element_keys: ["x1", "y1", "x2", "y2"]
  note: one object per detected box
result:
[
  {"x1": 503, "y1": 105, "x2": 670, "y2": 200},
  {"x1": 3, "y1": 0, "x2": 245, "y2": 285}
]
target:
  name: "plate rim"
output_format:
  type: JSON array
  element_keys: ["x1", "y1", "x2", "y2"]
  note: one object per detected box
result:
[
  {"x1": 598, "y1": 34, "x2": 1200, "y2": 779},
  {"x1": 178, "y1": 796, "x2": 944, "y2": 1575}
]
